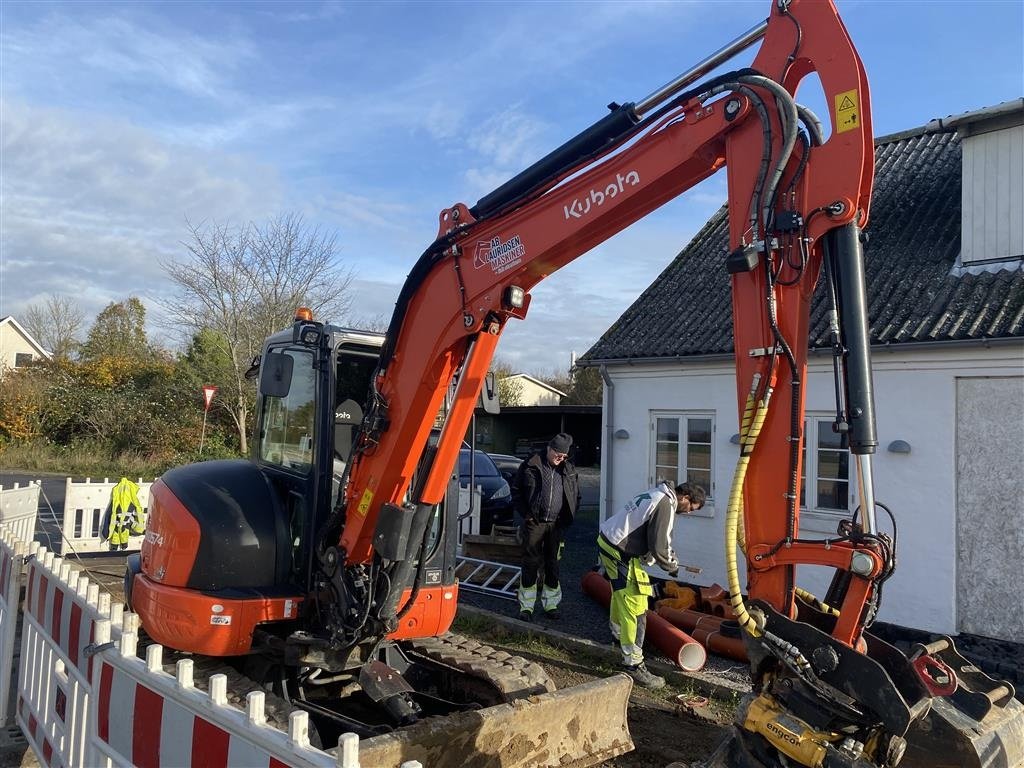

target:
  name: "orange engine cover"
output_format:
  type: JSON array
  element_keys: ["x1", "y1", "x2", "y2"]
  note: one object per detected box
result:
[{"x1": 132, "y1": 574, "x2": 301, "y2": 656}]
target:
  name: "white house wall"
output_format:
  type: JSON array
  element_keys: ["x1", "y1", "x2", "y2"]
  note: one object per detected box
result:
[
  {"x1": 600, "y1": 343, "x2": 1023, "y2": 636},
  {"x1": 515, "y1": 379, "x2": 562, "y2": 406}
]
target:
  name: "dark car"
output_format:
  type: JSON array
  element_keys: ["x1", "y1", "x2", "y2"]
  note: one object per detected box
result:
[
  {"x1": 487, "y1": 453, "x2": 523, "y2": 485},
  {"x1": 459, "y1": 449, "x2": 514, "y2": 534}
]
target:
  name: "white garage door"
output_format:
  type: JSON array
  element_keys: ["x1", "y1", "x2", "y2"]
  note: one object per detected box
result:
[{"x1": 956, "y1": 376, "x2": 1024, "y2": 641}]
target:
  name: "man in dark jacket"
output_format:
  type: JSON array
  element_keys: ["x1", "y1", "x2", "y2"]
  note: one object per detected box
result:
[{"x1": 514, "y1": 432, "x2": 580, "y2": 621}]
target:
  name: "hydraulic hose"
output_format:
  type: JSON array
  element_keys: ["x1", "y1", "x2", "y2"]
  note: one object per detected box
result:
[
  {"x1": 725, "y1": 375, "x2": 773, "y2": 637},
  {"x1": 794, "y1": 586, "x2": 840, "y2": 617}
]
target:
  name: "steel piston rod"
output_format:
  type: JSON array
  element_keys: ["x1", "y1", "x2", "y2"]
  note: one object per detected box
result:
[{"x1": 634, "y1": 19, "x2": 769, "y2": 118}]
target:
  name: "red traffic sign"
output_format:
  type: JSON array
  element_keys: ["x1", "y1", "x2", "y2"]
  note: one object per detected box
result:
[{"x1": 202, "y1": 385, "x2": 218, "y2": 411}]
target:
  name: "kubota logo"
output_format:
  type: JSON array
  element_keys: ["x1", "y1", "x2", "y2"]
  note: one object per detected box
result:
[
  {"x1": 564, "y1": 170, "x2": 640, "y2": 220},
  {"x1": 474, "y1": 234, "x2": 525, "y2": 275}
]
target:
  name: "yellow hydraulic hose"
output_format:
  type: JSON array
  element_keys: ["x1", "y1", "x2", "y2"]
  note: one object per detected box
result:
[
  {"x1": 795, "y1": 587, "x2": 840, "y2": 617},
  {"x1": 725, "y1": 377, "x2": 772, "y2": 637}
]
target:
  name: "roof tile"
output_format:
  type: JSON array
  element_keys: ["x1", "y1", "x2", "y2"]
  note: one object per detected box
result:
[{"x1": 583, "y1": 126, "x2": 1024, "y2": 363}]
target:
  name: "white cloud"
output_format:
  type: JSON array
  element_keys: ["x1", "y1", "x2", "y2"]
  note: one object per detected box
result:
[
  {"x1": 2, "y1": 12, "x2": 254, "y2": 103},
  {"x1": 0, "y1": 100, "x2": 284, "y2": 327}
]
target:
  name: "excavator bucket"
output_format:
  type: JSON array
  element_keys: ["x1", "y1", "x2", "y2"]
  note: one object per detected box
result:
[{"x1": 337, "y1": 674, "x2": 634, "y2": 768}]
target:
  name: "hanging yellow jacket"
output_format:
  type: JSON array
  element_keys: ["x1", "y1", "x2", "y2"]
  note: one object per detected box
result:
[{"x1": 105, "y1": 477, "x2": 146, "y2": 549}]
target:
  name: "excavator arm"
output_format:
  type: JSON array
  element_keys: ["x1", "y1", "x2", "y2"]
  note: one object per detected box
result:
[
  {"x1": 319, "y1": 2, "x2": 1023, "y2": 766},
  {"x1": 337, "y1": 0, "x2": 870, "y2": 582}
]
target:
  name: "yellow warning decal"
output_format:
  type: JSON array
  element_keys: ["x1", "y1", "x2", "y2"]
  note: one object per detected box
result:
[
  {"x1": 835, "y1": 89, "x2": 860, "y2": 134},
  {"x1": 356, "y1": 488, "x2": 374, "y2": 517}
]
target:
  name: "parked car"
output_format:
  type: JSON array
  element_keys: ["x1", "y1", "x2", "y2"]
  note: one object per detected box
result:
[
  {"x1": 459, "y1": 449, "x2": 514, "y2": 534},
  {"x1": 487, "y1": 453, "x2": 523, "y2": 485}
]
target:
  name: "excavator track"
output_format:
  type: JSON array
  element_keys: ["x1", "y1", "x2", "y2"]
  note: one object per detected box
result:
[{"x1": 403, "y1": 631, "x2": 556, "y2": 703}]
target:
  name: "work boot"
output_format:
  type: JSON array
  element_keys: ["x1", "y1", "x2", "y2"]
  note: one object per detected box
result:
[
  {"x1": 519, "y1": 610, "x2": 533, "y2": 623},
  {"x1": 622, "y1": 662, "x2": 665, "y2": 690},
  {"x1": 544, "y1": 608, "x2": 560, "y2": 620}
]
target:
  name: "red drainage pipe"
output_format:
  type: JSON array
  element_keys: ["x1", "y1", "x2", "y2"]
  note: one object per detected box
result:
[
  {"x1": 657, "y1": 605, "x2": 749, "y2": 663},
  {"x1": 656, "y1": 606, "x2": 724, "y2": 633},
  {"x1": 581, "y1": 570, "x2": 707, "y2": 672}
]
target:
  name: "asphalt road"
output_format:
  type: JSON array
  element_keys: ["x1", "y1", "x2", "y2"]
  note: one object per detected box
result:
[{"x1": 0, "y1": 471, "x2": 78, "y2": 552}]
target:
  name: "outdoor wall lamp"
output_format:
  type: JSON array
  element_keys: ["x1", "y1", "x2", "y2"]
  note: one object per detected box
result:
[
  {"x1": 614, "y1": 429, "x2": 630, "y2": 439},
  {"x1": 887, "y1": 439, "x2": 911, "y2": 454},
  {"x1": 730, "y1": 433, "x2": 741, "y2": 445}
]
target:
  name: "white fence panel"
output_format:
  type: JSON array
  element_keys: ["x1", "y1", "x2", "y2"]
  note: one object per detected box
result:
[
  {"x1": 1, "y1": 527, "x2": 28, "y2": 725},
  {"x1": 16, "y1": 546, "x2": 113, "y2": 768},
  {"x1": 61, "y1": 478, "x2": 153, "y2": 555},
  {"x1": 0, "y1": 481, "x2": 41, "y2": 545},
  {"x1": 87, "y1": 630, "x2": 341, "y2": 768}
]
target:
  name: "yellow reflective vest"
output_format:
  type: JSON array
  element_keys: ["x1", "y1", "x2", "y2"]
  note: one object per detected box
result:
[{"x1": 105, "y1": 477, "x2": 146, "y2": 549}]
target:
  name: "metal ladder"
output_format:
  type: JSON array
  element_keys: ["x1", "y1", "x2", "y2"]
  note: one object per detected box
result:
[{"x1": 454, "y1": 555, "x2": 521, "y2": 600}]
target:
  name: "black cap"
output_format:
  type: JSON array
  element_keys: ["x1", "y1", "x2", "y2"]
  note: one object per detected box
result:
[{"x1": 548, "y1": 433, "x2": 573, "y2": 454}]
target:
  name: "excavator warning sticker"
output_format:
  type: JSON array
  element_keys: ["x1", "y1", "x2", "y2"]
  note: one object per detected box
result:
[
  {"x1": 834, "y1": 89, "x2": 860, "y2": 134},
  {"x1": 356, "y1": 488, "x2": 374, "y2": 517}
]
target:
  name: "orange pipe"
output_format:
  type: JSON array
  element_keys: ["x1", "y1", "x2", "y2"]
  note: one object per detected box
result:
[
  {"x1": 656, "y1": 605, "x2": 725, "y2": 633},
  {"x1": 656, "y1": 605, "x2": 749, "y2": 663},
  {"x1": 581, "y1": 570, "x2": 707, "y2": 671},
  {"x1": 691, "y1": 626, "x2": 749, "y2": 663}
]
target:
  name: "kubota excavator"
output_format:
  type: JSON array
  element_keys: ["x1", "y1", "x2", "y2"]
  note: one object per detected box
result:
[{"x1": 127, "y1": 1, "x2": 1024, "y2": 766}]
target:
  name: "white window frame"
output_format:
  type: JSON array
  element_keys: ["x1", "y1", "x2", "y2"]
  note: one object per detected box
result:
[
  {"x1": 800, "y1": 414, "x2": 854, "y2": 533},
  {"x1": 649, "y1": 410, "x2": 715, "y2": 518}
]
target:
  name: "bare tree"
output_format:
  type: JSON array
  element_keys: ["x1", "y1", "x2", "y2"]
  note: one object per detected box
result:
[
  {"x1": 22, "y1": 294, "x2": 85, "y2": 360},
  {"x1": 160, "y1": 213, "x2": 355, "y2": 452}
]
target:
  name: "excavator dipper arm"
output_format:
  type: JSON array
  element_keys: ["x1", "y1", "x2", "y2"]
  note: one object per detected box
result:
[{"x1": 337, "y1": 0, "x2": 871, "y2": 593}]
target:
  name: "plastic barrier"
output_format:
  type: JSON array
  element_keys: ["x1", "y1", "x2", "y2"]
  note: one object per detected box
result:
[
  {"x1": 0, "y1": 480, "x2": 41, "y2": 545},
  {"x1": 61, "y1": 478, "x2": 153, "y2": 555},
  {"x1": 1, "y1": 527, "x2": 28, "y2": 725},
  {"x1": 15, "y1": 545, "x2": 425, "y2": 767},
  {"x1": 17, "y1": 546, "x2": 113, "y2": 768}
]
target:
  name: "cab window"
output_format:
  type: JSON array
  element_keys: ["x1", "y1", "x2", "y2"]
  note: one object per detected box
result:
[{"x1": 259, "y1": 348, "x2": 316, "y2": 473}]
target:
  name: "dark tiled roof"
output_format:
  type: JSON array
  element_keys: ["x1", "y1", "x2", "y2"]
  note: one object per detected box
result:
[{"x1": 582, "y1": 127, "x2": 1024, "y2": 363}]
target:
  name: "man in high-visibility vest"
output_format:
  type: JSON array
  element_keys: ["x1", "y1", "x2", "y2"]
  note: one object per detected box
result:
[
  {"x1": 597, "y1": 480, "x2": 705, "y2": 688},
  {"x1": 105, "y1": 477, "x2": 146, "y2": 549}
]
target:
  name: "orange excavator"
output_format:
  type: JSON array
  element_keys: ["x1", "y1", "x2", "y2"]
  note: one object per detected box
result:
[{"x1": 127, "y1": 1, "x2": 1024, "y2": 766}]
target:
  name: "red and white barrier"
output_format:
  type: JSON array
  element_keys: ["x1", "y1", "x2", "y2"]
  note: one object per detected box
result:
[
  {"x1": 61, "y1": 478, "x2": 153, "y2": 555},
  {"x1": 15, "y1": 545, "x2": 426, "y2": 767},
  {"x1": 0, "y1": 480, "x2": 41, "y2": 545},
  {"x1": 89, "y1": 628, "x2": 340, "y2": 768},
  {"x1": 1, "y1": 527, "x2": 28, "y2": 725},
  {"x1": 17, "y1": 546, "x2": 114, "y2": 768}
]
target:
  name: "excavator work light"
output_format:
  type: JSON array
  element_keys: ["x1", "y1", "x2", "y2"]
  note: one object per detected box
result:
[
  {"x1": 503, "y1": 285, "x2": 525, "y2": 309},
  {"x1": 295, "y1": 307, "x2": 314, "y2": 321}
]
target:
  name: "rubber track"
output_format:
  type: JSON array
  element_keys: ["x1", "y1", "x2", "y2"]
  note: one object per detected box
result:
[{"x1": 404, "y1": 631, "x2": 557, "y2": 701}]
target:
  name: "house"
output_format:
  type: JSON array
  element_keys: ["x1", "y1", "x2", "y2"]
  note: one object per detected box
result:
[
  {"x1": 579, "y1": 101, "x2": 1024, "y2": 641},
  {"x1": 0, "y1": 316, "x2": 50, "y2": 374},
  {"x1": 499, "y1": 373, "x2": 566, "y2": 406}
]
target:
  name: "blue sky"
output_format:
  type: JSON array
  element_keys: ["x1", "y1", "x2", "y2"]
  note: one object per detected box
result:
[{"x1": 2, "y1": 0, "x2": 1022, "y2": 373}]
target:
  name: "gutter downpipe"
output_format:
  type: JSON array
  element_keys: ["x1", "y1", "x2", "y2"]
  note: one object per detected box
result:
[{"x1": 600, "y1": 364, "x2": 614, "y2": 523}]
